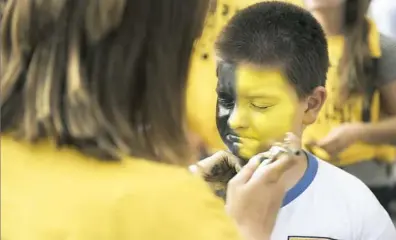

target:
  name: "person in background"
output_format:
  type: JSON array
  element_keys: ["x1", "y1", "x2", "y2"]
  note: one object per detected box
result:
[
  {"x1": 302, "y1": 0, "x2": 396, "y2": 214},
  {"x1": 369, "y1": 0, "x2": 396, "y2": 215},
  {"x1": 0, "y1": 0, "x2": 295, "y2": 239}
]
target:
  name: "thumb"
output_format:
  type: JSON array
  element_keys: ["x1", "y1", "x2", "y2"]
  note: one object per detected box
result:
[
  {"x1": 188, "y1": 151, "x2": 225, "y2": 175},
  {"x1": 196, "y1": 151, "x2": 228, "y2": 169}
]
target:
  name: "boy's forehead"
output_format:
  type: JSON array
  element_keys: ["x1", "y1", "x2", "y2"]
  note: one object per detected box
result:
[
  {"x1": 217, "y1": 61, "x2": 290, "y2": 93},
  {"x1": 237, "y1": 66, "x2": 288, "y2": 91}
]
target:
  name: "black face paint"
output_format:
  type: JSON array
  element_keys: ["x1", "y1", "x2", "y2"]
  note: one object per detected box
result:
[{"x1": 216, "y1": 61, "x2": 242, "y2": 159}]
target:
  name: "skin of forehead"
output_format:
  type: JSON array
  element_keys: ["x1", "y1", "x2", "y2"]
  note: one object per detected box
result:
[{"x1": 236, "y1": 65, "x2": 295, "y2": 97}]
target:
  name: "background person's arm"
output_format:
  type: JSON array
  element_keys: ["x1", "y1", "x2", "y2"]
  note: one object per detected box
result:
[
  {"x1": 312, "y1": 35, "x2": 396, "y2": 157},
  {"x1": 359, "y1": 34, "x2": 396, "y2": 145}
]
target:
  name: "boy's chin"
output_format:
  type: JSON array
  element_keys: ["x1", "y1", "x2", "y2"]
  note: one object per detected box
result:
[
  {"x1": 234, "y1": 145, "x2": 272, "y2": 162},
  {"x1": 224, "y1": 141, "x2": 271, "y2": 163},
  {"x1": 223, "y1": 147, "x2": 249, "y2": 166},
  {"x1": 234, "y1": 148, "x2": 260, "y2": 162}
]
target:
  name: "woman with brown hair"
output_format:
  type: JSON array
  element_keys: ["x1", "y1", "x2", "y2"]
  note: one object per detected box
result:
[
  {"x1": 0, "y1": 0, "x2": 296, "y2": 239},
  {"x1": 302, "y1": 0, "x2": 396, "y2": 213}
]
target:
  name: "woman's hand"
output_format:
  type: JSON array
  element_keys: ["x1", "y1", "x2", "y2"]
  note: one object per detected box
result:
[
  {"x1": 225, "y1": 133, "x2": 301, "y2": 240},
  {"x1": 189, "y1": 151, "x2": 242, "y2": 198},
  {"x1": 190, "y1": 133, "x2": 301, "y2": 240}
]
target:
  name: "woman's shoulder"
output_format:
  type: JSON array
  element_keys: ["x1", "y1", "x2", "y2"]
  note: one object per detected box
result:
[
  {"x1": 120, "y1": 157, "x2": 225, "y2": 209},
  {"x1": 1, "y1": 136, "x2": 240, "y2": 239},
  {"x1": 1, "y1": 134, "x2": 209, "y2": 193},
  {"x1": 1, "y1": 135, "x2": 215, "y2": 198},
  {"x1": 112, "y1": 159, "x2": 241, "y2": 240}
]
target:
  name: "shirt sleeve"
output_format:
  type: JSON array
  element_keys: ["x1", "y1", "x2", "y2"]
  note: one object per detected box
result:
[
  {"x1": 354, "y1": 182, "x2": 396, "y2": 239},
  {"x1": 372, "y1": 219, "x2": 396, "y2": 240},
  {"x1": 359, "y1": 205, "x2": 396, "y2": 239},
  {"x1": 113, "y1": 174, "x2": 242, "y2": 240}
]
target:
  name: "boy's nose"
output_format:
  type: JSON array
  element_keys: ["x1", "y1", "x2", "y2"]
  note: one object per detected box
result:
[{"x1": 227, "y1": 106, "x2": 249, "y2": 131}]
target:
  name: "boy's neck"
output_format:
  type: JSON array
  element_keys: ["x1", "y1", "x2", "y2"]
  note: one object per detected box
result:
[{"x1": 280, "y1": 150, "x2": 309, "y2": 192}]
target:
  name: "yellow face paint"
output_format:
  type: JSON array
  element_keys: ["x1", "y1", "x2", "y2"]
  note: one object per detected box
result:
[{"x1": 216, "y1": 63, "x2": 299, "y2": 159}]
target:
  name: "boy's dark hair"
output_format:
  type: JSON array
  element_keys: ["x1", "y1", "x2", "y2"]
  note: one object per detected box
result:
[
  {"x1": 216, "y1": 1, "x2": 329, "y2": 97},
  {"x1": 1, "y1": 0, "x2": 208, "y2": 163}
]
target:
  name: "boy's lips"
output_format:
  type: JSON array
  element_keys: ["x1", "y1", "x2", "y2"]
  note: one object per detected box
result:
[
  {"x1": 226, "y1": 134, "x2": 255, "y2": 142},
  {"x1": 226, "y1": 134, "x2": 238, "y2": 142}
]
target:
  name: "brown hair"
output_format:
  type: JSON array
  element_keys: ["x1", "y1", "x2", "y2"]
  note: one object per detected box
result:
[
  {"x1": 338, "y1": 0, "x2": 375, "y2": 103},
  {"x1": 1, "y1": 0, "x2": 209, "y2": 164},
  {"x1": 0, "y1": 0, "x2": 5, "y2": 20}
]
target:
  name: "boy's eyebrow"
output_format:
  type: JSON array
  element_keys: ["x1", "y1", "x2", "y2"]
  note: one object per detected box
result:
[
  {"x1": 244, "y1": 95, "x2": 269, "y2": 99},
  {"x1": 241, "y1": 92, "x2": 279, "y2": 100}
]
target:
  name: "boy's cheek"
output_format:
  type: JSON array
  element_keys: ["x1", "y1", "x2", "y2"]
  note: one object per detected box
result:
[{"x1": 235, "y1": 139, "x2": 262, "y2": 160}]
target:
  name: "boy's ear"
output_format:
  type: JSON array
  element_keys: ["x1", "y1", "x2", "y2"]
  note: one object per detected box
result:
[{"x1": 302, "y1": 86, "x2": 326, "y2": 125}]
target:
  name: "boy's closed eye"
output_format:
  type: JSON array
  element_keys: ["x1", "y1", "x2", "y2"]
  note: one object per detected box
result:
[
  {"x1": 248, "y1": 98, "x2": 276, "y2": 110},
  {"x1": 250, "y1": 102, "x2": 274, "y2": 110}
]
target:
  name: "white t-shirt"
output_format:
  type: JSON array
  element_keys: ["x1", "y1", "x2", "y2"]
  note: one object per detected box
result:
[
  {"x1": 271, "y1": 153, "x2": 396, "y2": 240},
  {"x1": 369, "y1": 0, "x2": 396, "y2": 39}
]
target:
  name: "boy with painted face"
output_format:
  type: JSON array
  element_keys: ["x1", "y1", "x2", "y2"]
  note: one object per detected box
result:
[{"x1": 208, "y1": 2, "x2": 396, "y2": 239}]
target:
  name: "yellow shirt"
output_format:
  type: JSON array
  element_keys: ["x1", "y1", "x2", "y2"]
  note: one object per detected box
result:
[{"x1": 1, "y1": 136, "x2": 241, "y2": 240}]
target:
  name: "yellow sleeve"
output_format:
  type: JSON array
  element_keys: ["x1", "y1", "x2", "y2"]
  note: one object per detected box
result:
[{"x1": 113, "y1": 174, "x2": 242, "y2": 240}]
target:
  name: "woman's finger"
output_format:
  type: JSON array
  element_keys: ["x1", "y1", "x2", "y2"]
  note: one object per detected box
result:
[
  {"x1": 228, "y1": 156, "x2": 260, "y2": 186},
  {"x1": 250, "y1": 150, "x2": 299, "y2": 185},
  {"x1": 188, "y1": 151, "x2": 227, "y2": 175},
  {"x1": 284, "y1": 132, "x2": 302, "y2": 149}
]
